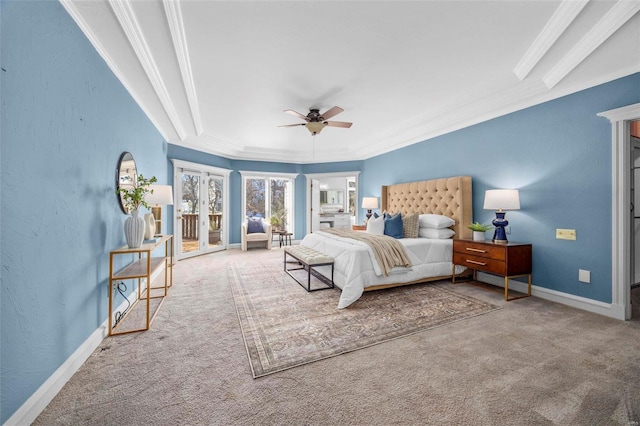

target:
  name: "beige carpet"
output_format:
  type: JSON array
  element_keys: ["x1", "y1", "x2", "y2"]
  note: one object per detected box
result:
[
  {"x1": 229, "y1": 257, "x2": 500, "y2": 377},
  {"x1": 34, "y1": 248, "x2": 640, "y2": 425}
]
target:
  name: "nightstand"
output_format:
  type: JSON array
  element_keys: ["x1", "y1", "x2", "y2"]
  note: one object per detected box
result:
[
  {"x1": 452, "y1": 239, "x2": 532, "y2": 301},
  {"x1": 352, "y1": 225, "x2": 367, "y2": 231}
]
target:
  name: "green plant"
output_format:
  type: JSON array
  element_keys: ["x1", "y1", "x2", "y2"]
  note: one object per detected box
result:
[
  {"x1": 270, "y1": 208, "x2": 287, "y2": 230},
  {"x1": 467, "y1": 222, "x2": 493, "y2": 232},
  {"x1": 116, "y1": 174, "x2": 157, "y2": 212}
]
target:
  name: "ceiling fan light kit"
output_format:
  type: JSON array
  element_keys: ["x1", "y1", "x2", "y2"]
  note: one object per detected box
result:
[
  {"x1": 279, "y1": 106, "x2": 352, "y2": 136},
  {"x1": 305, "y1": 121, "x2": 327, "y2": 135}
]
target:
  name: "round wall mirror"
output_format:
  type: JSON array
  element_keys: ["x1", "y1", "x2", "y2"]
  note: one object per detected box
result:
[{"x1": 116, "y1": 152, "x2": 137, "y2": 214}]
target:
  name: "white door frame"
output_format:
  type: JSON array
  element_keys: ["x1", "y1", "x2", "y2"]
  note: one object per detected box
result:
[
  {"x1": 598, "y1": 102, "x2": 640, "y2": 320},
  {"x1": 171, "y1": 159, "x2": 231, "y2": 260}
]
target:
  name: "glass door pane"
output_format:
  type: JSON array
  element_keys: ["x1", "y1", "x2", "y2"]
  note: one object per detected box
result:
[
  {"x1": 270, "y1": 178, "x2": 287, "y2": 232},
  {"x1": 245, "y1": 178, "x2": 266, "y2": 219},
  {"x1": 180, "y1": 172, "x2": 200, "y2": 255},
  {"x1": 207, "y1": 175, "x2": 224, "y2": 250}
]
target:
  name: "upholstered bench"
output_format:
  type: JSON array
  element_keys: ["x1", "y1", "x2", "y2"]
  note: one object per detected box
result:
[{"x1": 284, "y1": 246, "x2": 335, "y2": 292}]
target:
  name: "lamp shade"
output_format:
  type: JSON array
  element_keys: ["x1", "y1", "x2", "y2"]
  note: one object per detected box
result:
[
  {"x1": 361, "y1": 197, "x2": 379, "y2": 210},
  {"x1": 145, "y1": 185, "x2": 174, "y2": 206},
  {"x1": 483, "y1": 189, "x2": 520, "y2": 211}
]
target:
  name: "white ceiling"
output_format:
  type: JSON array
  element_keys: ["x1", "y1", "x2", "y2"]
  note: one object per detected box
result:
[{"x1": 62, "y1": 0, "x2": 640, "y2": 164}]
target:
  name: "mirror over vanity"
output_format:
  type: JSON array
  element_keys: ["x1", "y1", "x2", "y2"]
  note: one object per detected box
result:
[{"x1": 320, "y1": 189, "x2": 344, "y2": 206}]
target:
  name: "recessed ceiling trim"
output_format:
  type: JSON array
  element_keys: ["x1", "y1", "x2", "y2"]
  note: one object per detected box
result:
[
  {"x1": 513, "y1": 0, "x2": 589, "y2": 81},
  {"x1": 109, "y1": 0, "x2": 187, "y2": 140},
  {"x1": 543, "y1": 0, "x2": 640, "y2": 89},
  {"x1": 163, "y1": 0, "x2": 203, "y2": 136}
]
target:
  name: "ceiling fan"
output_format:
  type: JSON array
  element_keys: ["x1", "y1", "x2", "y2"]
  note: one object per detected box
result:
[{"x1": 278, "y1": 106, "x2": 353, "y2": 135}]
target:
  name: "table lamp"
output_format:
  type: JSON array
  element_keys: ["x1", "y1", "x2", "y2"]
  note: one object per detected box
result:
[
  {"x1": 362, "y1": 197, "x2": 378, "y2": 222},
  {"x1": 483, "y1": 189, "x2": 520, "y2": 243},
  {"x1": 144, "y1": 184, "x2": 174, "y2": 238}
]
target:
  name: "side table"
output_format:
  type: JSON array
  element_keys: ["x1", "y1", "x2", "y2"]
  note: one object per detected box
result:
[
  {"x1": 278, "y1": 231, "x2": 293, "y2": 247},
  {"x1": 452, "y1": 239, "x2": 532, "y2": 301}
]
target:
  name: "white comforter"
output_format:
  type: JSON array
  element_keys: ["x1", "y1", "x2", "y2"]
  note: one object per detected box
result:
[{"x1": 300, "y1": 231, "x2": 466, "y2": 308}]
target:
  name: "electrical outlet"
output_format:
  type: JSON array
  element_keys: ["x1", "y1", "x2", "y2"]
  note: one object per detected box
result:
[
  {"x1": 579, "y1": 269, "x2": 590, "y2": 283},
  {"x1": 504, "y1": 225, "x2": 511, "y2": 234},
  {"x1": 556, "y1": 229, "x2": 576, "y2": 240}
]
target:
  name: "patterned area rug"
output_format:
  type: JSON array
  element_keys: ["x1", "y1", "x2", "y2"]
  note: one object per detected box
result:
[{"x1": 229, "y1": 257, "x2": 501, "y2": 378}]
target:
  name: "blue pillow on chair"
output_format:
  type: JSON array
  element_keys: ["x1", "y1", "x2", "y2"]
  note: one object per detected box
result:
[
  {"x1": 247, "y1": 219, "x2": 264, "y2": 234},
  {"x1": 383, "y1": 213, "x2": 403, "y2": 239}
]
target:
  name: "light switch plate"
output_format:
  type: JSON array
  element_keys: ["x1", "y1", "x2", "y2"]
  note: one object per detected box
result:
[{"x1": 556, "y1": 229, "x2": 576, "y2": 240}]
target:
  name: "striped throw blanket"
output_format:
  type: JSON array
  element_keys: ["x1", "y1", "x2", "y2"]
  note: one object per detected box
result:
[{"x1": 320, "y1": 228, "x2": 411, "y2": 276}]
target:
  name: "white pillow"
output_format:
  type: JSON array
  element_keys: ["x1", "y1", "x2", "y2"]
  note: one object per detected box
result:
[
  {"x1": 366, "y1": 215, "x2": 385, "y2": 235},
  {"x1": 418, "y1": 227, "x2": 455, "y2": 239},
  {"x1": 419, "y1": 214, "x2": 455, "y2": 229}
]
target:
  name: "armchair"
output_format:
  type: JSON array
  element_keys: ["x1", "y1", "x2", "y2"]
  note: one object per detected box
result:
[{"x1": 241, "y1": 218, "x2": 272, "y2": 251}]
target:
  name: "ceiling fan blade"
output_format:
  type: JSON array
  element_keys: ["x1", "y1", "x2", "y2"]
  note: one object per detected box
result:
[
  {"x1": 325, "y1": 121, "x2": 352, "y2": 128},
  {"x1": 278, "y1": 123, "x2": 306, "y2": 128},
  {"x1": 320, "y1": 106, "x2": 344, "y2": 120},
  {"x1": 283, "y1": 109, "x2": 309, "y2": 121}
]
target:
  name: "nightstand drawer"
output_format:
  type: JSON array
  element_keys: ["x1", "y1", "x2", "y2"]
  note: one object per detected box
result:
[
  {"x1": 453, "y1": 240, "x2": 505, "y2": 261},
  {"x1": 453, "y1": 252, "x2": 507, "y2": 275}
]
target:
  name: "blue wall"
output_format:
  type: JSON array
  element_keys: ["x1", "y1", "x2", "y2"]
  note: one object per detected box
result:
[
  {"x1": 1, "y1": 0, "x2": 639, "y2": 422},
  {"x1": 364, "y1": 73, "x2": 640, "y2": 303},
  {"x1": 1, "y1": 1, "x2": 169, "y2": 422}
]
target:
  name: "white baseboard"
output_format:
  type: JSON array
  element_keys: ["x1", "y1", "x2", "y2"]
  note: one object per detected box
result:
[
  {"x1": 4, "y1": 269, "x2": 163, "y2": 426},
  {"x1": 476, "y1": 272, "x2": 623, "y2": 320},
  {"x1": 3, "y1": 320, "x2": 108, "y2": 426}
]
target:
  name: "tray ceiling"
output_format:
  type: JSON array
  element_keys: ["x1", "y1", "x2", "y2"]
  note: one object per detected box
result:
[{"x1": 61, "y1": 0, "x2": 640, "y2": 163}]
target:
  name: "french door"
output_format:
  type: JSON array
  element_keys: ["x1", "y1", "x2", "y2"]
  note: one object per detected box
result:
[{"x1": 172, "y1": 160, "x2": 230, "y2": 260}]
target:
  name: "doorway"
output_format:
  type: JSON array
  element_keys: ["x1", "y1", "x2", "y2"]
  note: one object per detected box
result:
[
  {"x1": 305, "y1": 172, "x2": 360, "y2": 234},
  {"x1": 172, "y1": 159, "x2": 231, "y2": 260},
  {"x1": 631, "y1": 122, "x2": 640, "y2": 318},
  {"x1": 599, "y1": 104, "x2": 640, "y2": 320}
]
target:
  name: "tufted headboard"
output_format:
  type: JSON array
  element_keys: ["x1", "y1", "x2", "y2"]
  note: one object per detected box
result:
[{"x1": 381, "y1": 176, "x2": 473, "y2": 240}]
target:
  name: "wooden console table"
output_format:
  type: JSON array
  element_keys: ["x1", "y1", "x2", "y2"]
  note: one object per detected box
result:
[{"x1": 108, "y1": 235, "x2": 173, "y2": 336}]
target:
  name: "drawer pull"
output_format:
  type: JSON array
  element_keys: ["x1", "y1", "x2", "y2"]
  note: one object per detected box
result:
[
  {"x1": 465, "y1": 248, "x2": 487, "y2": 253},
  {"x1": 466, "y1": 259, "x2": 487, "y2": 266}
]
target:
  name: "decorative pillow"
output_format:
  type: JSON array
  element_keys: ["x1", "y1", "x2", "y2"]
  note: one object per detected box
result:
[
  {"x1": 402, "y1": 212, "x2": 420, "y2": 238},
  {"x1": 247, "y1": 219, "x2": 264, "y2": 234},
  {"x1": 366, "y1": 214, "x2": 384, "y2": 235},
  {"x1": 418, "y1": 227, "x2": 455, "y2": 239},
  {"x1": 384, "y1": 213, "x2": 403, "y2": 239},
  {"x1": 419, "y1": 214, "x2": 455, "y2": 229}
]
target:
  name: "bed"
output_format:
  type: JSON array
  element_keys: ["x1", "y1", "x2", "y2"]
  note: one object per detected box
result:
[{"x1": 299, "y1": 175, "x2": 473, "y2": 308}]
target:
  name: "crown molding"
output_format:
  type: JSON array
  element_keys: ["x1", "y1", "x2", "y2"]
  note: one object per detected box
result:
[
  {"x1": 163, "y1": 0, "x2": 203, "y2": 136},
  {"x1": 60, "y1": 0, "x2": 175, "y2": 144},
  {"x1": 544, "y1": 0, "x2": 640, "y2": 89},
  {"x1": 514, "y1": 0, "x2": 589, "y2": 81},
  {"x1": 109, "y1": 0, "x2": 187, "y2": 140}
]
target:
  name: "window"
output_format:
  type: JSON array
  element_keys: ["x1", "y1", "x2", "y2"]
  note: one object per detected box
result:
[{"x1": 240, "y1": 171, "x2": 297, "y2": 232}]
